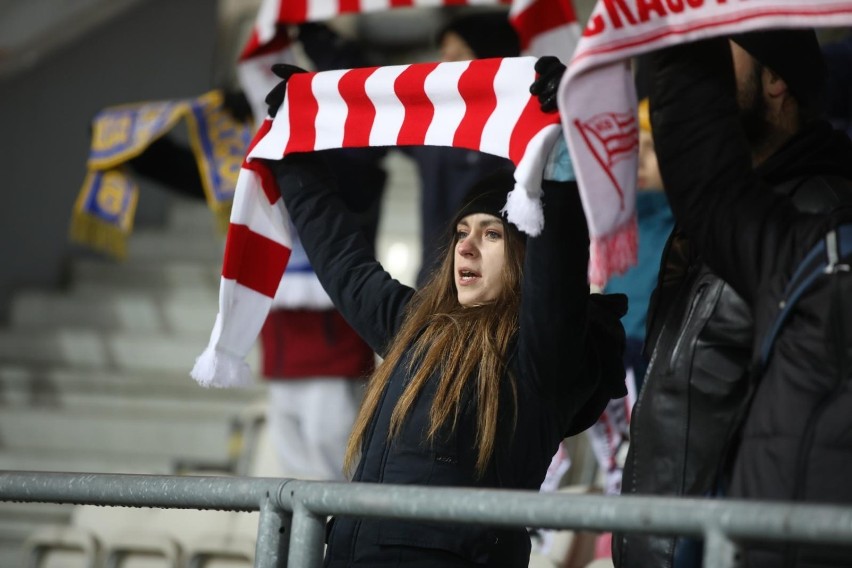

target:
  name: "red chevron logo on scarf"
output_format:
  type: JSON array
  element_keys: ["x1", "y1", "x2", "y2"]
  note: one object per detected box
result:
[{"x1": 574, "y1": 110, "x2": 638, "y2": 210}]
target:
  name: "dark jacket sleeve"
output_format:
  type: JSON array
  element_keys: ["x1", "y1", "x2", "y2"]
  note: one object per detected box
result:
[
  {"x1": 265, "y1": 154, "x2": 414, "y2": 356},
  {"x1": 514, "y1": 181, "x2": 627, "y2": 433},
  {"x1": 126, "y1": 136, "x2": 206, "y2": 199},
  {"x1": 563, "y1": 293, "x2": 628, "y2": 436},
  {"x1": 649, "y1": 39, "x2": 825, "y2": 304}
]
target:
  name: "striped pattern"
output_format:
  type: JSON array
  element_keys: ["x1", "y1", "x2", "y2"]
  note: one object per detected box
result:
[
  {"x1": 248, "y1": 0, "x2": 509, "y2": 36},
  {"x1": 192, "y1": 56, "x2": 562, "y2": 388},
  {"x1": 509, "y1": 0, "x2": 581, "y2": 60},
  {"x1": 253, "y1": 57, "x2": 559, "y2": 167}
]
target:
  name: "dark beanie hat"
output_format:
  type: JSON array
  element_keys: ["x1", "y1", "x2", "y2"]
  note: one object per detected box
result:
[
  {"x1": 730, "y1": 28, "x2": 826, "y2": 111},
  {"x1": 438, "y1": 12, "x2": 520, "y2": 59},
  {"x1": 453, "y1": 168, "x2": 523, "y2": 238}
]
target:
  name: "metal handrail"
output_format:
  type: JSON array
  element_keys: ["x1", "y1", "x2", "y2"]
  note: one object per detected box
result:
[{"x1": 3, "y1": 470, "x2": 852, "y2": 568}]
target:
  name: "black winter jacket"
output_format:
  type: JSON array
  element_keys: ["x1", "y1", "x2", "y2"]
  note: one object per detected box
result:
[
  {"x1": 615, "y1": 43, "x2": 852, "y2": 568},
  {"x1": 270, "y1": 156, "x2": 627, "y2": 567}
]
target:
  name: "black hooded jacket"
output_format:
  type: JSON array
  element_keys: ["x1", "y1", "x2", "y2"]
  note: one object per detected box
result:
[
  {"x1": 269, "y1": 155, "x2": 627, "y2": 567},
  {"x1": 615, "y1": 43, "x2": 852, "y2": 568}
]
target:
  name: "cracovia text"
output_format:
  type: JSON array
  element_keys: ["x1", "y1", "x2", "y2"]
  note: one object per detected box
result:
[{"x1": 583, "y1": 0, "x2": 732, "y2": 36}]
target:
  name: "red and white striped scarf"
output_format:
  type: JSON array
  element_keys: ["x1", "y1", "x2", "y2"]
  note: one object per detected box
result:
[
  {"x1": 510, "y1": 0, "x2": 581, "y2": 60},
  {"x1": 192, "y1": 57, "x2": 561, "y2": 387},
  {"x1": 559, "y1": 0, "x2": 852, "y2": 286}
]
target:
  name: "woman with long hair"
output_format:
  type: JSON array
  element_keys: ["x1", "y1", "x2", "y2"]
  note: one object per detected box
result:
[
  {"x1": 263, "y1": 64, "x2": 627, "y2": 568},
  {"x1": 269, "y1": 158, "x2": 628, "y2": 566}
]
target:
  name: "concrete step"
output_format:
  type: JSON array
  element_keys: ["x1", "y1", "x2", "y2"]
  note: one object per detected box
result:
[
  {"x1": 165, "y1": 198, "x2": 221, "y2": 232},
  {"x1": 0, "y1": 407, "x2": 235, "y2": 462},
  {"x1": 0, "y1": 365, "x2": 266, "y2": 406},
  {"x1": 10, "y1": 289, "x2": 219, "y2": 334},
  {"x1": 128, "y1": 227, "x2": 224, "y2": 262},
  {"x1": 61, "y1": 284, "x2": 219, "y2": 307},
  {"x1": 0, "y1": 502, "x2": 74, "y2": 568},
  {"x1": 0, "y1": 545, "x2": 20, "y2": 568},
  {"x1": 1, "y1": 394, "x2": 254, "y2": 422},
  {"x1": 71, "y1": 259, "x2": 221, "y2": 291},
  {"x1": 0, "y1": 328, "x2": 261, "y2": 374},
  {"x1": 0, "y1": 503, "x2": 72, "y2": 536},
  {"x1": 0, "y1": 448, "x2": 180, "y2": 475}
]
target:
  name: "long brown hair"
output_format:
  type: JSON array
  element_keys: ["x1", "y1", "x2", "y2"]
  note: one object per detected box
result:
[{"x1": 343, "y1": 219, "x2": 526, "y2": 477}]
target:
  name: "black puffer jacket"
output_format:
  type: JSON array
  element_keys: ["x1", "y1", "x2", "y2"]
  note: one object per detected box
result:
[
  {"x1": 615, "y1": 43, "x2": 852, "y2": 568},
  {"x1": 269, "y1": 156, "x2": 628, "y2": 567}
]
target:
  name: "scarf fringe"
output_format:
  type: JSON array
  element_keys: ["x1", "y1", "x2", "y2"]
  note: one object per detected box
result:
[
  {"x1": 190, "y1": 313, "x2": 255, "y2": 388},
  {"x1": 190, "y1": 346, "x2": 254, "y2": 388},
  {"x1": 69, "y1": 210, "x2": 130, "y2": 260},
  {"x1": 588, "y1": 215, "x2": 638, "y2": 288}
]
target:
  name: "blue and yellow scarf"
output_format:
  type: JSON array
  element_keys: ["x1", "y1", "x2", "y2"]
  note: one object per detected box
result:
[{"x1": 71, "y1": 90, "x2": 253, "y2": 259}]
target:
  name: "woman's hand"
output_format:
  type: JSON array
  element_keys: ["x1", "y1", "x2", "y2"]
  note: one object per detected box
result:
[{"x1": 265, "y1": 63, "x2": 308, "y2": 118}]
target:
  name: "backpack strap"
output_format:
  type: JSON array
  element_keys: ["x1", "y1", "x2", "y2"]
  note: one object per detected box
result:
[
  {"x1": 714, "y1": 223, "x2": 852, "y2": 496},
  {"x1": 758, "y1": 223, "x2": 852, "y2": 373}
]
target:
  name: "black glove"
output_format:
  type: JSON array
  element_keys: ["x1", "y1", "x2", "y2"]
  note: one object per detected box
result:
[
  {"x1": 529, "y1": 56, "x2": 566, "y2": 113},
  {"x1": 265, "y1": 63, "x2": 308, "y2": 118}
]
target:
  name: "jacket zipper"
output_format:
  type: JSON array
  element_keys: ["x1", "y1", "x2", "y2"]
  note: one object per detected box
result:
[
  {"x1": 666, "y1": 281, "x2": 711, "y2": 372},
  {"x1": 623, "y1": 264, "x2": 708, "y2": 568},
  {"x1": 643, "y1": 231, "x2": 678, "y2": 356},
  {"x1": 631, "y1": 260, "x2": 702, "y2": 446},
  {"x1": 627, "y1": 270, "x2": 707, "y2": 492}
]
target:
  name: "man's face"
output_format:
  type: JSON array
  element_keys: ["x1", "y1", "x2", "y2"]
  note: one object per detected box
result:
[{"x1": 730, "y1": 41, "x2": 770, "y2": 149}]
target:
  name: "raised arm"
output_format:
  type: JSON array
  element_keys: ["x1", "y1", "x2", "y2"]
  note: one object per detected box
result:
[
  {"x1": 515, "y1": 179, "x2": 590, "y2": 391},
  {"x1": 520, "y1": 59, "x2": 628, "y2": 432},
  {"x1": 266, "y1": 153, "x2": 413, "y2": 355},
  {"x1": 649, "y1": 39, "x2": 811, "y2": 303},
  {"x1": 514, "y1": 176, "x2": 626, "y2": 429}
]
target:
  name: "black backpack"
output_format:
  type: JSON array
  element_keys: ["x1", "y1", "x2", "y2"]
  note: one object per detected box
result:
[
  {"x1": 758, "y1": 223, "x2": 852, "y2": 373},
  {"x1": 712, "y1": 223, "x2": 852, "y2": 499}
]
